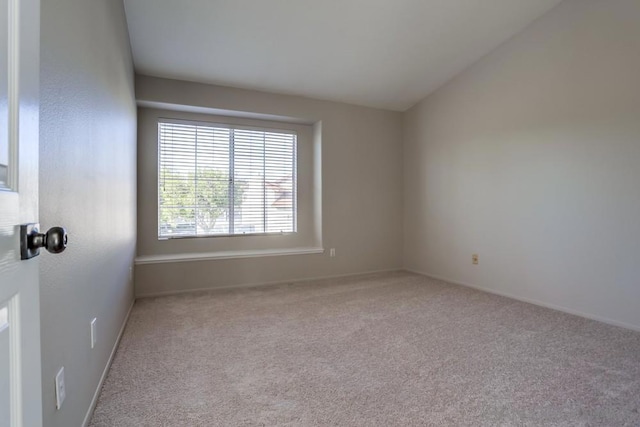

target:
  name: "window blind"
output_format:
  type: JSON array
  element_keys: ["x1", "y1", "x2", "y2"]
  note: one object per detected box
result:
[{"x1": 158, "y1": 121, "x2": 297, "y2": 238}]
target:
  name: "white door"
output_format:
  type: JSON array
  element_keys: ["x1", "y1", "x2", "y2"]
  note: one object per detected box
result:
[{"x1": 0, "y1": 0, "x2": 43, "y2": 426}]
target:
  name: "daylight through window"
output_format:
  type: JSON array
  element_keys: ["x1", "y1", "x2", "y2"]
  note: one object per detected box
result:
[{"x1": 158, "y1": 121, "x2": 297, "y2": 238}]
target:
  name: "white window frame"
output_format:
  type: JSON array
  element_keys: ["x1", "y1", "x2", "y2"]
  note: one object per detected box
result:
[{"x1": 157, "y1": 118, "x2": 298, "y2": 240}]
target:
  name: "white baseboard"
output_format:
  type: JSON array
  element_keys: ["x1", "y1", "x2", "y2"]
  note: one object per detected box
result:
[
  {"x1": 405, "y1": 268, "x2": 640, "y2": 333},
  {"x1": 82, "y1": 300, "x2": 135, "y2": 427},
  {"x1": 136, "y1": 268, "x2": 403, "y2": 299}
]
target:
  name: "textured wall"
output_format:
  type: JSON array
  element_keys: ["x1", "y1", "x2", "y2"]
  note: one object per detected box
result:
[
  {"x1": 135, "y1": 75, "x2": 403, "y2": 296},
  {"x1": 404, "y1": 0, "x2": 640, "y2": 329},
  {"x1": 39, "y1": 0, "x2": 137, "y2": 425}
]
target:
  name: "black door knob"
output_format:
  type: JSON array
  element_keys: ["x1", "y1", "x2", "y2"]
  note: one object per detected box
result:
[
  {"x1": 40, "y1": 226, "x2": 68, "y2": 254},
  {"x1": 20, "y1": 223, "x2": 68, "y2": 260}
]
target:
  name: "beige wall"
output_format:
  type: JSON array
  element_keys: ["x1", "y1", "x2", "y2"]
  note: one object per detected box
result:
[
  {"x1": 135, "y1": 76, "x2": 403, "y2": 296},
  {"x1": 39, "y1": 0, "x2": 136, "y2": 426},
  {"x1": 404, "y1": 0, "x2": 640, "y2": 329}
]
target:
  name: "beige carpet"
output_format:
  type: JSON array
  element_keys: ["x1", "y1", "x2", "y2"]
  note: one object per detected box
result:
[{"x1": 90, "y1": 272, "x2": 640, "y2": 426}]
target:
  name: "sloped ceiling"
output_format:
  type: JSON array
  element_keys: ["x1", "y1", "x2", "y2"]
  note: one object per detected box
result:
[{"x1": 124, "y1": 0, "x2": 564, "y2": 111}]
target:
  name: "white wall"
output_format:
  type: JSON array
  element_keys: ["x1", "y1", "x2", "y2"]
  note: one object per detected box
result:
[
  {"x1": 135, "y1": 76, "x2": 403, "y2": 296},
  {"x1": 39, "y1": 0, "x2": 137, "y2": 426},
  {"x1": 404, "y1": 0, "x2": 640, "y2": 330}
]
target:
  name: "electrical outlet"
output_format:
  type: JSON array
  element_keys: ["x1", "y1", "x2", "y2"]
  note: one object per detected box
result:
[
  {"x1": 90, "y1": 318, "x2": 97, "y2": 349},
  {"x1": 472, "y1": 254, "x2": 479, "y2": 265},
  {"x1": 55, "y1": 367, "x2": 66, "y2": 410},
  {"x1": 329, "y1": 248, "x2": 336, "y2": 257}
]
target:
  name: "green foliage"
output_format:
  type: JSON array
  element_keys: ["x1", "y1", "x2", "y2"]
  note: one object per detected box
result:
[{"x1": 159, "y1": 168, "x2": 244, "y2": 234}]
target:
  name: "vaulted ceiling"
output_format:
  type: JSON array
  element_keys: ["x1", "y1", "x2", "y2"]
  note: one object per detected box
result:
[{"x1": 124, "y1": 0, "x2": 564, "y2": 111}]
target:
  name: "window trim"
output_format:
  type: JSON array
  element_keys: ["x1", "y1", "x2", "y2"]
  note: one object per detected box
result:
[
  {"x1": 135, "y1": 246, "x2": 325, "y2": 265},
  {"x1": 157, "y1": 117, "x2": 298, "y2": 240},
  {"x1": 135, "y1": 107, "x2": 322, "y2": 262}
]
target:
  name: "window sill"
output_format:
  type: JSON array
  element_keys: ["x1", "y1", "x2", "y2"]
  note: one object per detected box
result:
[{"x1": 135, "y1": 247, "x2": 325, "y2": 265}]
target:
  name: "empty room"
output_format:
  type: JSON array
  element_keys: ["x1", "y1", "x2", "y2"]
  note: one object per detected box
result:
[{"x1": 1, "y1": 0, "x2": 640, "y2": 426}]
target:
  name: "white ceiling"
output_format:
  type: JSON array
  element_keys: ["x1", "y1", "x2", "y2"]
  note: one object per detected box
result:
[{"x1": 124, "y1": 0, "x2": 564, "y2": 111}]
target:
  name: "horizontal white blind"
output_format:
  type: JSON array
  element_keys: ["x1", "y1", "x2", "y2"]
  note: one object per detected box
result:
[{"x1": 158, "y1": 121, "x2": 297, "y2": 238}]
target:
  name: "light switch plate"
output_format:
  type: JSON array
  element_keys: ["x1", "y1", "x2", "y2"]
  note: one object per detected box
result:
[{"x1": 55, "y1": 367, "x2": 66, "y2": 410}]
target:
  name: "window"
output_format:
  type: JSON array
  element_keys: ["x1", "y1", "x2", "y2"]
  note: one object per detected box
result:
[{"x1": 158, "y1": 120, "x2": 297, "y2": 239}]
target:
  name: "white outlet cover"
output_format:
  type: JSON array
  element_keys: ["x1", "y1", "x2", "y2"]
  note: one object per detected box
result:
[
  {"x1": 90, "y1": 318, "x2": 97, "y2": 349},
  {"x1": 55, "y1": 367, "x2": 66, "y2": 410}
]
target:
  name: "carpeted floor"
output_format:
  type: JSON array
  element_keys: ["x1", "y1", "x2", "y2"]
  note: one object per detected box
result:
[{"x1": 89, "y1": 272, "x2": 640, "y2": 426}]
